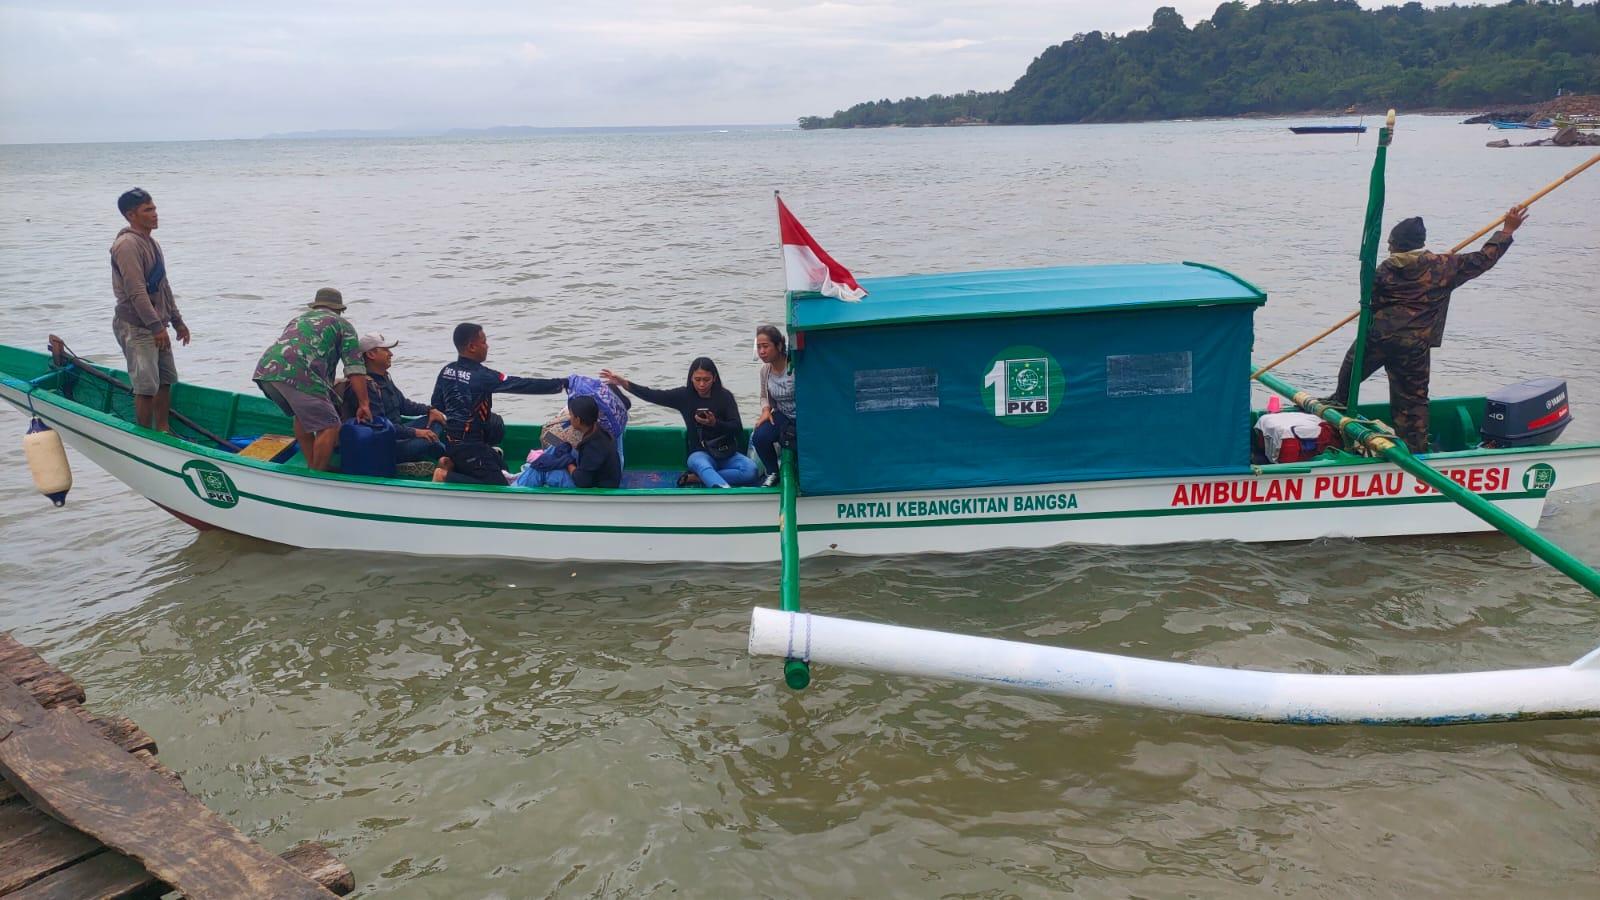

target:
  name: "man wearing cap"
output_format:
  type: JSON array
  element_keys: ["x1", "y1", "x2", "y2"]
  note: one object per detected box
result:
[
  {"x1": 340, "y1": 333, "x2": 447, "y2": 465},
  {"x1": 111, "y1": 187, "x2": 189, "y2": 432},
  {"x1": 254, "y1": 288, "x2": 372, "y2": 472},
  {"x1": 1325, "y1": 205, "x2": 1528, "y2": 453}
]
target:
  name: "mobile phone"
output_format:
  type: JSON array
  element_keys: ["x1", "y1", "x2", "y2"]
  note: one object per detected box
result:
[{"x1": 695, "y1": 408, "x2": 711, "y2": 418}]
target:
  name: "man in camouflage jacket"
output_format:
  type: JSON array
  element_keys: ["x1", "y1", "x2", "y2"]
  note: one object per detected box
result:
[{"x1": 1327, "y1": 205, "x2": 1528, "y2": 453}]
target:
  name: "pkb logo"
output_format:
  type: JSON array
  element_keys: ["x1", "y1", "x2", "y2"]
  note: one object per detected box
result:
[{"x1": 983, "y1": 346, "x2": 1064, "y2": 427}]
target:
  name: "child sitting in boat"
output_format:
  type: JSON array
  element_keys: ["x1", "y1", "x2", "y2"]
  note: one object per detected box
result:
[
  {"x1": 600, "y1": 358, "x2": 759, "y2": 488},
  {"x1": 513, "y1": 395, "x2": 622, "y2": 489},
  {"x1": 750, "y1": 324, "x2": 795, "y2": 487}
]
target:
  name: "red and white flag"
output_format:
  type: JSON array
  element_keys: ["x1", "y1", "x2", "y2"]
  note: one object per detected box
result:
[{"x1": 776, "y1": 193, "x2": 867, "y2": 302}]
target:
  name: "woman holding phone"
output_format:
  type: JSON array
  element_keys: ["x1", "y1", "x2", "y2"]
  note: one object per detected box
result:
[{"x1": 600, "y1": 357, "x2": 759, "y2": 488}]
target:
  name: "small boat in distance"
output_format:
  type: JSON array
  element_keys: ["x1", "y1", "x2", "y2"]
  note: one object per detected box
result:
[{"x1": 1289, "y1": 124, "x2": 1368, "y2": 135}]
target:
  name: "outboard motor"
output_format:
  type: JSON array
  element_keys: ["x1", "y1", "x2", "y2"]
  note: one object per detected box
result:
[{"x1": 1480, "y1": 378, "x2": 1571, "y2": 448}]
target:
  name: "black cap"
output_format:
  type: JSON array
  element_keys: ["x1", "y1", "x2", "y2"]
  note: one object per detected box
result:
[{"x1": 1389, "y1": 216, "x2": 1426, "y2": 252}]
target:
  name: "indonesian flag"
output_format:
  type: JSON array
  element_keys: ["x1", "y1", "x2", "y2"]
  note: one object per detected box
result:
[{"x1": 776, "y1": 193, "x2": 867, "y2": 302}]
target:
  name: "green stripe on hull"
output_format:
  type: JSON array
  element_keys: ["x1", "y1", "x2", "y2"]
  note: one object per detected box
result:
[{"x1": 7, "y1": 392, "x2": 1549, "y2": 539}]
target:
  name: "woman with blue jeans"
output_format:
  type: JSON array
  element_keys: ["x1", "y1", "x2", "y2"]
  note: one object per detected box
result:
[
  {"x1": 750, "y1": 324, "x2": 795, "y2": 487},
  {"x1": 600, "y1": 357, "x2": 759, "y2": 488}
]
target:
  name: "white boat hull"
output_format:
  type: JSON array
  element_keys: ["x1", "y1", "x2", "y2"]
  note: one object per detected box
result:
[{"x1": 6, "y1": 381, "x2": 1599, "y2": 563}]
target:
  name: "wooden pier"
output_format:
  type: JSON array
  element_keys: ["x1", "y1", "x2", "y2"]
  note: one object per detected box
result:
[{"x1": 0, "y1": 633, "x2": 353, "y2": 898}]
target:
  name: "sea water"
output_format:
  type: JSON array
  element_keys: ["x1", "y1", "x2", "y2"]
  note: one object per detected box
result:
[{"x1": 2, "y1": 117, "x2": 1598, "y2": 896}]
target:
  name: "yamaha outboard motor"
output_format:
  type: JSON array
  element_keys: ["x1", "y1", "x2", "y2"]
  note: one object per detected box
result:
[{"x1": 1480, "y1": 378, "x2": 1571, "y2": 447}]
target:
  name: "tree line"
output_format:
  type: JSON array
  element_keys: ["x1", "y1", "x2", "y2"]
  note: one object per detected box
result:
[{"x1": 799, "y1": 0, "x2": 1600, "y2": 129}]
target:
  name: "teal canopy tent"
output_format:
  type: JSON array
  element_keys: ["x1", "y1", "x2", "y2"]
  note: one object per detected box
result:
[{"x1": 789, "y1": 262, "x2": 1267, "y2": 495}]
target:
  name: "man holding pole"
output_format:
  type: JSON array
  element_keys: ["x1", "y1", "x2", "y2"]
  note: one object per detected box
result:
[{"x1": 1324, "y1": 204, "x2": 1528, "y2": 453}]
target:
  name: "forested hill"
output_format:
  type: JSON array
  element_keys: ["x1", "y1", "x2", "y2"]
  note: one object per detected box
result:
[{"x1": 798, "y1": 1, "x2": 1600, "y2": 129}]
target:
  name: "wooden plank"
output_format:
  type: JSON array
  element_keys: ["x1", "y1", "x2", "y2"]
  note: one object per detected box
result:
[
  {"x1": 5, "y1": 841, "x2": 355, "y2": 900},
  {"x1": 127, "y1": 750, "x2": 182, "y2": 789},
  {"x1": 280, "y1": 842, "x2": 355, "y2": 896},
  {"x1": 64, "y1": 707, "x2": 157, "y2": 756},
  {"x1": 0, "y1": 796, "x2": 53, "y2": 842},
  {"x1": 1, "y1": 677, "x2": 46, "y2": 734},
  {"x1": 1, "y1": 780, "x2": 18, "y2": 805},
  {"x1": 0, "y1": 708, "x2": 334, "y2": 900},
  {"x1": 0, "y1": 634, "x2": 43, "y2": 670},
  {"x1": 5, "y1": 851, "x2": 162, "y2": 900},
  {"x1": 0, "y1": 638, "x2": 84, "y2": 710},
  {"x1": 0, "y1": 806, "x2": 101, "y2": 893}
]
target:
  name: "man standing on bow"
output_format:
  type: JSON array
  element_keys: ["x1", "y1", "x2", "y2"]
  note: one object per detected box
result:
[
  {"x1": 111, "y1": 187, "x2": 189, "y2": 432},
  {"x1": 1325, "y1": 205, "x2": 1528, "y2": 453}
]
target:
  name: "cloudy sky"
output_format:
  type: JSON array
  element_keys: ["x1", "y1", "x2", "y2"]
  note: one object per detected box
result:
[{"x1": 2, "y1": 1, "x2": 1430, "y2": 143}]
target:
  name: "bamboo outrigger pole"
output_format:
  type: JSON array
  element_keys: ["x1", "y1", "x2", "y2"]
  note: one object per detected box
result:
[
  {"x1": 1251, "y1": 149, "x2": 1600, "y2": 381},
  {"x1": 1257, "y1": 370, "x2": 1600, "y2": 599},
  {"x1": 777, "y1": 446, "x2": 810, "y2": 689}
]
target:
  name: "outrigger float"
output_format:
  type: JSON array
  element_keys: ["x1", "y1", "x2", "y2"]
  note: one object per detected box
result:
[{"x1": 7, "y1": 115, "x2": 1600, "y2": 724}]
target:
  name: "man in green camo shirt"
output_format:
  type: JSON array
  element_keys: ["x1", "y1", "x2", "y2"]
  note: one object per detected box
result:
[
  {"x1": 253, "y1": 288, "x2": 372, "y2": 471},
  {"x1": 1325, "y1": 205, "x2": 1528, "y2": 453}
]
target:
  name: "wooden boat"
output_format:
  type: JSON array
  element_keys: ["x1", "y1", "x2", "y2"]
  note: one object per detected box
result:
[
  {"x1": 742, "y1": 110, "x2": 1600, "y2": 726},
  {"x1": 5, "y1": 262, "x2": 1597, "y2": 565},
  {"x1": 1289, "y1": 125, "x2": 1367, "y2": 135}
]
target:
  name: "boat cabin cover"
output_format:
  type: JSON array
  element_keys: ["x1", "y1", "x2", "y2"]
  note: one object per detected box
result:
[{"x1": 789, "y1": 262, "x2": 1267, "y2": 495}]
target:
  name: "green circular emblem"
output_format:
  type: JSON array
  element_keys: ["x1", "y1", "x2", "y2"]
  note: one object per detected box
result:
[
  {"x1": 981, "y1": 345, "x2": 1065, "y2": 428},
  {"x1": 181, "y1": 460, "x2": 240, "y2": 509},
  {"x1": 1522, "y1": 463, "x2": 1556, "y2": 492}
]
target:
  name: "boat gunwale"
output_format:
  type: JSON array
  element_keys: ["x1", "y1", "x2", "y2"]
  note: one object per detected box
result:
[
  {"x1": 0, "y1": 367, "x2": 777, "y2": 499},
  {"x1": 5, "y1": 354, "x2": 1599, "y2": 501}
]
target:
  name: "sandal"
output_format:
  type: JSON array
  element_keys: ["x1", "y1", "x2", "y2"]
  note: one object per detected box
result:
[{"x1": 676, "y1": 471, "x2": 702, "y2": 488}]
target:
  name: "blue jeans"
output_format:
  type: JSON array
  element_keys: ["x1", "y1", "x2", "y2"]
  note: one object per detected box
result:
[
  {"x1": 751, "y1": 410, "x2": 793, "y2": 476},
  {"x1": 516, "y1": 466, "x2": 575, "y2": 488},
  {"x1": 687, "y1": 450, "x2": 759, "y2": 487}
]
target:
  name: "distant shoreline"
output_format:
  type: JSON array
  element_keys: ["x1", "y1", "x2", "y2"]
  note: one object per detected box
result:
[{"x1": 803, "y1": 106, "x2": 1495, "y2": 131}]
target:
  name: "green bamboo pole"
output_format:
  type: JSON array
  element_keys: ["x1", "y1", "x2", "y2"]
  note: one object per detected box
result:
[
  {"x1": 778, "y1": 445, "x2": 810, "y2": 689},
  {"x1": 1256, "y1": 369, "x2": 1600, "y2": 599},
  {"x1": 1345, "y1": 109, "x2": 1397, "y2": 414}
]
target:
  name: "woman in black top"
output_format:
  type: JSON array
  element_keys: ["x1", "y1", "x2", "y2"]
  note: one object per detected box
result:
[{"x1": 600, "y1": 357, "x2": 759, "y2": 488}]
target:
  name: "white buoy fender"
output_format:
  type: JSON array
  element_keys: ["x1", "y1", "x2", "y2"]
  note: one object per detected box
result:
[{"x1": 23, "y1": 417, "x2": 71, "y2": 506}]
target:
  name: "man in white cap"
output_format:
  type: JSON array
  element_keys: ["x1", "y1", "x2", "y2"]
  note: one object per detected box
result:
[{"x1": 341, "y1": 332, "x2": 447, "y2": 464}]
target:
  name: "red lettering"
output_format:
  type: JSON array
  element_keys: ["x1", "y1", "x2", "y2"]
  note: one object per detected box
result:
[
  {"x1": 1448, "y1": 469, "x2": 1468, "y2": 487},
  {"x1": 1172, "y1": 485, "x2": 1188, "y2": 507},
  {"x1": 1192, "y1": 483, "x2": 1211, "y2": 505},
  {"x1": 1265, "y1": 480, "x2": 1284, "y2": 503},
  {"x1": 1314, "y1": 476, "x2": 1332, "y2": 498},
  {"x1": 1285, "y1": 480, "x2": 1304, "y2": 501},
  {"x1": 1230, "y1": 482, "x2": 1250, "y2": 504},
  {"x1": 1331, "y1": 476, "x2": 1351, "y2": 499},
  {"x1": 1467, "y1": 468, "x2": 1485, "y2": 493},
  {"x1": 1384, "y1": 473, "x2": 1404, "y2": 496},
  {"x1": 1212, "y1": 481, "x2": 1230, "y2": 505}
]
